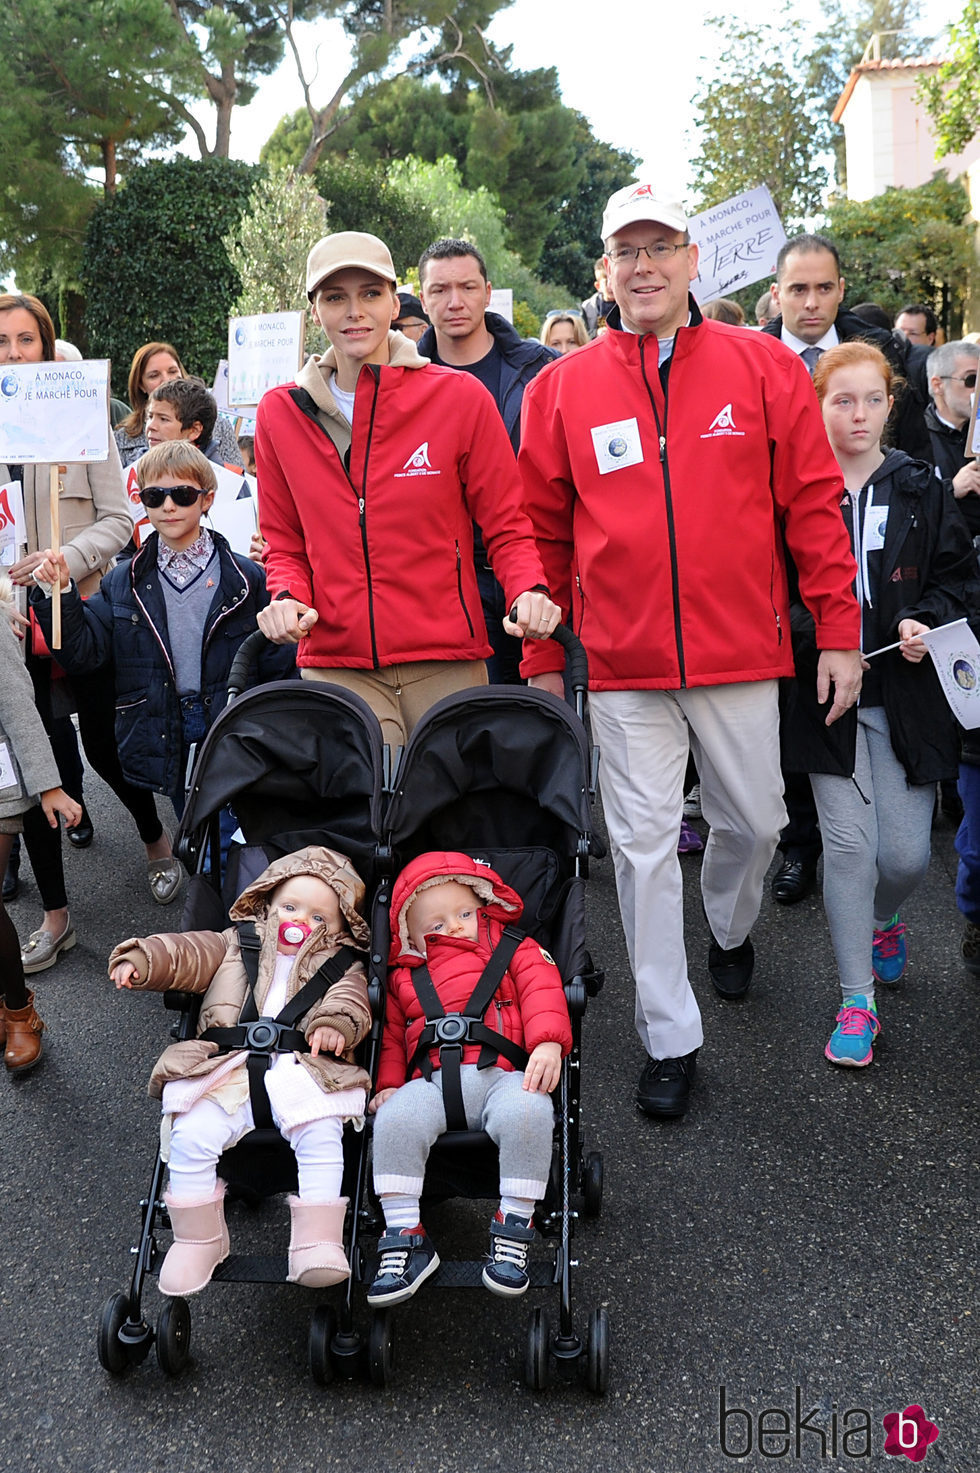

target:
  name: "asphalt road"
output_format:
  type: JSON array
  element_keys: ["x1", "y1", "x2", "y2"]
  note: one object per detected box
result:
[{"x1": 1, "y1": 767, "x2": 976, "y2": 1473}]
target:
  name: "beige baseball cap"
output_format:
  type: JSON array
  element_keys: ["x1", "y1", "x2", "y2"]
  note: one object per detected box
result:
[
  {"x1": 306, "y1": 232, "x2": 397, "y2": 296},
  {"x1": 601, "y1": 184, "x2": 688, "y2": 242}
]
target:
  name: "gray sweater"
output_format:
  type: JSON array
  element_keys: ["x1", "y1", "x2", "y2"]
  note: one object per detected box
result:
[{"x1": 0, "y1": 590, "x2": 60, "y2": 819}]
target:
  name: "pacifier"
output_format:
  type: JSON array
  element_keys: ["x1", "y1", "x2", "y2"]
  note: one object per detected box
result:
[{"x1": 278, "y1": 919, "x2": 312, "y2": 948}]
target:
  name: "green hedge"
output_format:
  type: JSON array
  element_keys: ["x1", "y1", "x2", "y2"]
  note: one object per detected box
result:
[{"x1": 81, "y1": 157, "x2": 261, "y2": 398}]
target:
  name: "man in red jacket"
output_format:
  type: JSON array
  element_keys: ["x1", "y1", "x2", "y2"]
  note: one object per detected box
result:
[{"x1": 519, "y1": 183, "x2": 863, "y2": 1119}]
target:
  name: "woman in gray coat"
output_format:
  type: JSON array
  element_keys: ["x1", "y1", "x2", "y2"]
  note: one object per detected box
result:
[{"x1": 0, "y1": 582, "x2": 81, "y2": 1072}]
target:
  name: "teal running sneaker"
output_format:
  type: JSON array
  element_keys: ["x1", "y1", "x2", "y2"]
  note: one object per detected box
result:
[
  {"x1": 872, "y1": 916, "x2": 908, "y2": 985},
  {"x1": 825, "y1": 994, "x2": 880, "y2": 1067}
]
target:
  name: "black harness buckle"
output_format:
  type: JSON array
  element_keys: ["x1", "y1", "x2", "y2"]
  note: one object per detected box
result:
[
  {"x1": 244, "y1": 1019, "x2": 281, "y2": 1052},
  {"x1": 433, "y1": 1015, "x2": 468, "y2": 1044}
]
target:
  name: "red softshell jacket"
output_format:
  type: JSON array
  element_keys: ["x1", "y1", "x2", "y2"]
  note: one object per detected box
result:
[
  {"x1": 255, "y1": 361, "x2": 547, "y2": 669},
  {"x1": 518, "y1": 309, "x2": 860, "y2": 688}
]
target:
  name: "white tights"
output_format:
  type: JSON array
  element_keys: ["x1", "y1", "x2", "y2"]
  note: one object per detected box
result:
[{"x1": 167, "y1": 1095, "x2": 345, "y2": 1203}]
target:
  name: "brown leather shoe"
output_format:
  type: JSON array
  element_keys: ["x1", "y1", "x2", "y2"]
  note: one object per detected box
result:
[
  {"x1": 4, "y1": 990, "x2": 45, "y2": 1074},
  {"x1": 0, "y1": 999, "x2": 6, "y2": 1049}
]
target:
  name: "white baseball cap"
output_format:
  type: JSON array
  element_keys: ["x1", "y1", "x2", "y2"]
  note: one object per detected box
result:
[{"x1": 601, "y1": 184, "x2": 689, "y2": 243}]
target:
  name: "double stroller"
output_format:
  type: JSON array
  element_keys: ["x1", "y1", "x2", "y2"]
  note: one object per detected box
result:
[{"x1": 96, "y1": 628, "x2": 608, "y2": 1392}]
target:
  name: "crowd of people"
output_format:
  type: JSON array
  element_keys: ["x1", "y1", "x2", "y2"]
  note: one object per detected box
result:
[{"x1": 1, "y1": 188, "x2": 978, "y2": 1148}]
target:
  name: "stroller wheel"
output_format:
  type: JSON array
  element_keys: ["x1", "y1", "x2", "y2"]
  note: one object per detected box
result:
[
  {"x1": 156, "y1": 1297, "x2": 192, "y2": 1376},
  {"x1": 584, "y1": 1305, "x2": 610, "y2": 1396},
  {"x1": 97, "y1": 1292, "x2": 131, "y2": 1375},
  {"x1": 524, "y1": 1307, "x2": 552, "y2": 1391},
  {"x1": 582, "y1": 1152, "x2": 604, "y2": 1218},
  {"x1": 308, "y1": 1304, "x2": 337, "y2": 1386},
  {"x1": 368, "y1": 1310, "x2": 395, "y2": 1387}
]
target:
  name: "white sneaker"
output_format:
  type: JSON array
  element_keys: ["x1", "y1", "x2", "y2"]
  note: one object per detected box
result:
[{"x1": 683, "y1": 783, "x2": 701, "y2": 820}]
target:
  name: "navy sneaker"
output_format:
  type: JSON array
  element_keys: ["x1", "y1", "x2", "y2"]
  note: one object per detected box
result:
[
  {"x1": 366, "y1": 1228, "x2": 440, "y2": 1307},
  {"x1": 482, "y1": 1212, "x2": 535, "y2": 1297}
]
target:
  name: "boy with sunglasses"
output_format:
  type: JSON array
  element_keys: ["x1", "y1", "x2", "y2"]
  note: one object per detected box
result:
[{"x1": 30, "y1": 443, "x2": 291, "y2": 820}]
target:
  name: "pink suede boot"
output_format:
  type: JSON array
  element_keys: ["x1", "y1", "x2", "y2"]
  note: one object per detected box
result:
[
  {"x1": 159, "y1": 1184, "x2": 230, "y2": 1296},
  {"x1": 286, "y1": 1197, "x2": 350, "y2": 1287}
]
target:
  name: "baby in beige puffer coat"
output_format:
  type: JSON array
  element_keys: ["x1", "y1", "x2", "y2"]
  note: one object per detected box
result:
[{"x1": 108, "y1": 845, "x2": 371, "y2": 1297}]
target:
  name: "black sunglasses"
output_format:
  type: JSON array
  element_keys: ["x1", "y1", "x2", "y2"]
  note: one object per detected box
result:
[{"x1": 139, "y1": 484, "x2": 207, "y2": 508}]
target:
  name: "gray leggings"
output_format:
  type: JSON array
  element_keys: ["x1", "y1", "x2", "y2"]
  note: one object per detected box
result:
[
  {"x1": 810, "y1": 706, "x2": 934, "y2": 998},
  {"x1": 372, "y1": 1066, "x2": 555, "y2": 1200}
]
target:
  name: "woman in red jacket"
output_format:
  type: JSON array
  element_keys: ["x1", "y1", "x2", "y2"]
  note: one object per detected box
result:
[
  {"x1": 366, "y1": 851, "x2": 572, "y2": 1306},
  {"x1": 255, "y1": 232, "x2": 558, "y2": 746}
]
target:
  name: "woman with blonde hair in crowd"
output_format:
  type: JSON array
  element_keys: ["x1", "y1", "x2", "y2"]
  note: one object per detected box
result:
[
  {"x1": 539, "y1": 311, "x2": 588, "y2": 356},
  {"x1": 702, "y1": 298, "x2": 745, "y2": 326}
]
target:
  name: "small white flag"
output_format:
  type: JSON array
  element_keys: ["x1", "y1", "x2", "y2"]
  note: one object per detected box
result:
[{"x1": 920, "y1": 618, "x2": 980, "y2": 728}]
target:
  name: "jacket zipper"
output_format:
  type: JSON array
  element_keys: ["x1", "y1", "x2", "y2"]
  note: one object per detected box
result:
[
  {"x1": 291, "y1": 383, "x2": 381, "y2": 666},
  {"x1": 131, "y1": 564, "x2": 176, "y2": 682},
  {"x1": 574, "y1": 571, "x2": 586, "y2": 635},
  {"x1": 455, "y1": 541, "x2": 475, "y2": 637},
  {"x1": 639, "y1": 336, "x2": 686, "y2": 686},
  {"x1": 360, "y1": 369, "x2": 382, "y2": 668},
  {"x1": 202, "y1": 556, "x2": 250, "y2": 662},
  {"x1": 769, "y1": 547, "x2": 783, "y2": 646}
]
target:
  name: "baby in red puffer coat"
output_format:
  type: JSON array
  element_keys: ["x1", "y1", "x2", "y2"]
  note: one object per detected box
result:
[{"x1": 367, "y1": 850, "x2": 572, "y2": 1307}]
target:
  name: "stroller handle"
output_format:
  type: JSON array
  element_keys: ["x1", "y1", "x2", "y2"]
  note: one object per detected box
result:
[
  {"x1": 229, "y1": 619, "x2": 590, "y2": 703},
  {"x1": 509, "y1": 606, "x2": 588, "y2": 696},
  {"x1": 227, "y1": 627, "x2": 269, "y2": 700},
  {"x1": 547, "y1": 623, "x2": 589, "y2": 696}
]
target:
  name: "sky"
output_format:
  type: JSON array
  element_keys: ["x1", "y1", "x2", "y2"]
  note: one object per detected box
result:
[{"x1": 207, "y1": 0, "x2": 963, "y2": 204}]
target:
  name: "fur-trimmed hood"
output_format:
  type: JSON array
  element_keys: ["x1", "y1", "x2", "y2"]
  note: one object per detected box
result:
[
  {"x1": 390, "y1": 850, "x2": 522, "y2": 963},
  {"x1": 230, "y1": 844, "x2": 370, "y2": 949}
]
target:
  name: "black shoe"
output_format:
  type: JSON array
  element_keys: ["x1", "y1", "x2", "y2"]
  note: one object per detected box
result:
[
  {"x1": 636, "y1": 1050, "x2": 698, "y2": 1118},
  {"x1": 2, "y1": 848, "x2": 20, "y2": 902},
  {"x1": 771, "y1": 856, "x2": 817, "y2": 905},
  {"x1": 708, "y1": 935, "x2": 755, "y2": 999},
  {"x1": 67, "y1": 805, "x2": 94, "y2": 849}
]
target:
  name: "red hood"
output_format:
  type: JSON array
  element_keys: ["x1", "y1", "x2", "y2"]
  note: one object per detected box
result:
[{"x1": 390, "y1": 850, "x2": 523, "y2": 964}]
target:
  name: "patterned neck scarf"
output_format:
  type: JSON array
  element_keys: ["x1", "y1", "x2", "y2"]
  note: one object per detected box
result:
[{"x1": 157, "y1": 529, "x2": 215, "y2": 589}]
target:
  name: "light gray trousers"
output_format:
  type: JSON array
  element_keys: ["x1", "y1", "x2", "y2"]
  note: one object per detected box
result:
[
  {"x1": 372, "y1": 1066, "x2": 555, "y2": 1201},
  {"x1": 810, "y1": 705, "x2": 934, "y2": 999}
]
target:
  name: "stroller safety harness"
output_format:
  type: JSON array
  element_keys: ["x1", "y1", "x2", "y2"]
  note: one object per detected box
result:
[
  {"x1": 201, "y1": 920, "x2": 358, "y2": 1130},
  {"x1": 406, "y1": 925, "x2": 529, "y2": 1131}
]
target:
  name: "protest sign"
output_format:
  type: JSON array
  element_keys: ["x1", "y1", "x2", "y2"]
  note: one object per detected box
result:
[
  {"x1": 689, "y1": 187, "x2": 786, "y2": 306},
  {"x1": 212, "y1": 359, "x2": 231, "y2": 413},
  {"x1": 227, "y1": 312, "x2": 305, "y2": 407},
  {"x1": 920, "y1": 618, "x2": 980, "y2": 729},
  {"x1": 0, "y1": 480, "x2": 25, "y2": 569},
  {"x1": 966, "y1": 378, "x2": 979, "y2": 458},
  {"x1": 0, "y1": 359, "x2": 112, "y2": 644},
  {"x1": 489, "y1": 289, "x2": 514, "y2": 324},
  {"x1": 0, "y1": 360, "x2": 110, "y2": 464}
]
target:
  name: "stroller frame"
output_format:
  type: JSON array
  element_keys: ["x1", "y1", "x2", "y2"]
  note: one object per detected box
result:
[
  {"x1": 97, "y1": 675, "x2": 394, "y2": 1381},
  {"x1": 97, "y1": 627, "x2": 609, "y2": 1392}
]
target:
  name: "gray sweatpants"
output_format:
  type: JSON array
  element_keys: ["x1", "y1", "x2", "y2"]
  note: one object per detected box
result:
[
  {"x1": 810, "y1": 705, "x2": 934, "y2": 999},
  {"x1": 372, "y1": 1066, "x2": 555, "y2": 1201}
]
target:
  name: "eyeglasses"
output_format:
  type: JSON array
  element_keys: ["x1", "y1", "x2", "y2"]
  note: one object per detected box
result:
[
  {"x1": 940, "y1": 372, "x2": 977, "y2": 388},
  {"x1": 543, "y1": 308, "x2": 583, "y2": 319},
  {"x1": 139, "y1": 484, "x2": 207, "y2": 508},
  {"x1": 607, "y1": 242, "x2": 689, "y2": 264}
]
